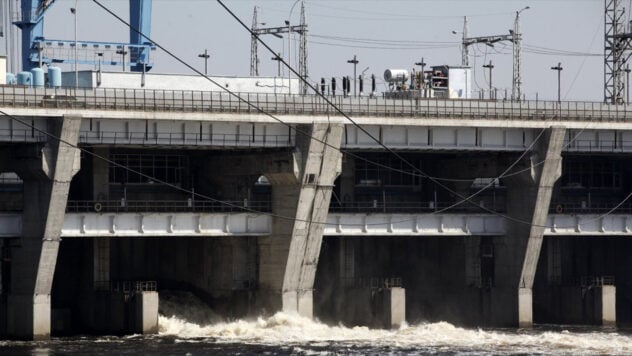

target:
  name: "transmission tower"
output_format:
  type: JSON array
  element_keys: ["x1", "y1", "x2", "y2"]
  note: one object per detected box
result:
[
  {"x1": 250, "y1": 6, "x2": 259, "y2": 76},
  {"x1": 298, "y1": 1, "x2": 308, "y2": 94},
  {"x1": 605, "y1": 0, "x2": 632, "y2": 104},
  {"x1": 249, "y1": 1, "x2": 308, "y2": 94},
  {"x1": 459, "y1": 10, "x2": 527, "y2": 101}
]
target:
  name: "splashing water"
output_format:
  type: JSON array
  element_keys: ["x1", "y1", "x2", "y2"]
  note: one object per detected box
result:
[{"x1": 158, "y1": 292, "x2": 632, "y2": 355}]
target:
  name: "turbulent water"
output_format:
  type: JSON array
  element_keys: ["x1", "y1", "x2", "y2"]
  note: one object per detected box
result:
[{"x1": 2, "y1": 292, "x2": 632, "y2": 355}]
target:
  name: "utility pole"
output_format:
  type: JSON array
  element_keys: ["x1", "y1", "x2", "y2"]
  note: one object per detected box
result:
[
  {"x1": 347, "y1": 55, "x2": 359, "y2": 96},
  {"x1": 551, "y1": 62, "x2": 563, "y2": 102},
  {"x1": 71, "y1": 2, "x2": 77, "y2": 88},
  {"x1": 250, "y1": 6, "x2": 260, "y2": 76},
  {"x1": 271, "y1": 53, "x2": 282, "y2": 76},
  {"x1": 461, "y1": 16, "x2": 469, "y2": 66},
  {"x1": 415, "y1": 57, "x2": 426, "y2": 87},
  {"x1": 483, "y1": 60, "x2": 494, "y2": 99},
  {"x1": 626, "y1": 64, "x2": 631, "y2": 103},
  {"x1": 512, "y1": 6, "x2": 530, "y2": 101},
  {"x1": 250, "y1": 1, "x2": 307, "y2": 93},
  {"x1": 198, "y1": 49, "x2": 210, "y2": 75}
]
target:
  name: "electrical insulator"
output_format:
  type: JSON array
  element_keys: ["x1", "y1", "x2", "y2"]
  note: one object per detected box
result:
[
  {"x1": 371, "y1": 74, "x2": 376, "y2": 93},
  {"x1": 321, "y1": 78, "x2": 325, "y2": 95},
  {"x1": 331, "y1": 77, "x2": 336, "y2": 96},
  {"x1": 359, "y1": 75, "x2": 364, "y2": 94}
]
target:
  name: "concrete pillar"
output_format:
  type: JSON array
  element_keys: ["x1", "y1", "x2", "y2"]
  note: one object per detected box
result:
[
  {"x1": 601, "y1": 285, "x2": 616, "y2": 327},
  {"x1": 517, "y1": 126, "x2": 566, "y2": 327},
  {"x1": 259, "y1": 123, "x2": 343, "y2": 318},
  {"x1": 374, "y1": 287, "x2": 406, "y2": 329},
  {"x1": 6, "y1": 116, "x2": 81, "y2": 340},
  {"x1": 92, "y1": 147, "x2": 109, "y2": 201},
  {"x1": 518, "y1": 287, "x2": 533, "y2": 328},
  {"x1": 133, "y1": 291, "x2": 159, "y2": 334}
]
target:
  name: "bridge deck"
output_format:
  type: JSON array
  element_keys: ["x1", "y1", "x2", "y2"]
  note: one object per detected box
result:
[{"x1": 0, "y1": 86, "x2": 630, "y2": 122}]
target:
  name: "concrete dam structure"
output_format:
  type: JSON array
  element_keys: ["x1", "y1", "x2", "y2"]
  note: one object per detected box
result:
[{"x1": 1, "y1": 79, "x2": 632, "y2": 339}]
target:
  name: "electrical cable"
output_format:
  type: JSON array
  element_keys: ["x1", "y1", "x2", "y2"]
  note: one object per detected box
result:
[
  {"x1": 89, "y1": 0, "x2": 628, "y2": 230},
  {"x1": 563, "y1": 19, "x2": 603, "y2": 100}
]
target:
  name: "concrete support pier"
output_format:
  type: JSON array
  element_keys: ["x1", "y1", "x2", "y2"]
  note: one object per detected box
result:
[
  {"x1": 517, "y1": 126, "x2": 566, "y2": 327},
  {"x1": 132, "y1": 291, "x2": 159, "y2": 334},
  {"x1": 258, "y1": 123, "x2": 343, "y2": 318},
  {"x1": 374, "y1": 287, "x2": 406, "y2": 329},
  {"x1": 6, "y1": 116, "x2": 81, "y2": 339},
  {"x1": 601, "y1": 285, "x2": 616, "y2": 327}
]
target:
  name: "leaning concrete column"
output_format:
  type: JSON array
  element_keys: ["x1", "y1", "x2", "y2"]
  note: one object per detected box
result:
[
  {"x1": 517, "y1": 126, "x2": 566, "y2": 327},
  {"x1": 7, "y1": 115, "x2": 81, "y2": 340},
  {"x1": 259, "y1": 123, "x2": 343, "y2": 318}
]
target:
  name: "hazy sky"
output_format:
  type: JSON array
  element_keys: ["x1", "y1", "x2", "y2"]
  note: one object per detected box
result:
[{"x1": 18, "y1": 0, "x2": 604, "y2": 101}]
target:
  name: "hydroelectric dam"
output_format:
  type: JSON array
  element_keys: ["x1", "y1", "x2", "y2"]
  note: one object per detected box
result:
[{"x1": 0, "y1": 71, "x2": 632, "y2": 340}]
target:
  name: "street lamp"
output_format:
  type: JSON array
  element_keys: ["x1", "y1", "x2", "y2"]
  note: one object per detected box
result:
[
  {"x1": 483, "y1": 60, "x2": 494, "y2": 99},
  {"x1": 71, "y1": 1, "x2": 78, "y2": 88},
  {"x1": 551, "y1": 62, "x2": 563, "y2": 102},
  {"x1": 198, "y1": 49, "x2": 210, "y2": 75},
  {"x1": 347, "y1": 55, "x2": 359, "y2": 97},
  {"x1": 287, "y1": 0, "x2": 302, "y2": 94},
  {"x1": 116, "y1": 49, "x2": 128, "y2": 72}
]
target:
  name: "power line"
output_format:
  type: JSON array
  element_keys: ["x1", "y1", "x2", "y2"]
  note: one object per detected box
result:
[{"x1": 89, "y1": 0, "x2": 630, "y2": 230}]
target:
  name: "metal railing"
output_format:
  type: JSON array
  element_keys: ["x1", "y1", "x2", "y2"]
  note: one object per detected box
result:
[
  {"x1": 78, "y1": 131, "x2": 293, "y2": 147},
  {"x1": 1, "y1": 85, "x2": 631, "y2": 121},
  {"x1": 329, "y1": 200, "x2": 505, "y2": 213},
  {"x1": 580, "y1": 276, "x2": 615, "y2": 288},
  {"x1": 342, "y1": 277, "x2": 403, "y2": 289},
  {"x1": 94, "y1": 280, "x2": 157, "y2": 293},
  {"x1": 66, "y1": 199, "x2": 272, "y2": 213},
  {"x1": 564, "y1": 139, "x2": 632, "y2": 153},
  {"x1": 550, "y1": 201, "x2": 632, "y2": 214}
]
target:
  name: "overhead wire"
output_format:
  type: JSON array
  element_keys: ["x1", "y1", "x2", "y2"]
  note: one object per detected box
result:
[
  {"x1": 86, "y1": 0, "x2": 629, "y2": 230},
  {"x1": 214, "y1": 0, "x2": 618, "y2": 229}
]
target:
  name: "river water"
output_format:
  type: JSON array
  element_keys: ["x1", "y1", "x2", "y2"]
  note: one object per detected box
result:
[{"x1": 2, "y1": 292, "x2": 632, "y2": 355}]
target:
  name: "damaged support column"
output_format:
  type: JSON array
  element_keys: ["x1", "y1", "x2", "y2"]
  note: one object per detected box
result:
[
  {"x1": 518, "y1": 126, "x2": 566, "y2": 328},
  {"x1": 7, "y1": 115, "x2": 81, "y2": 340},
  {"x1": 259, "y1": 123, "x2": 343, "y2": 318}
]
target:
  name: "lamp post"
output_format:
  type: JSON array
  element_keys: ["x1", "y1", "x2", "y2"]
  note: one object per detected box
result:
[
  {"x1": 551, "y1": 62, "x2": 563, "y2": 102},
  {"x1": 347, "y1": 55, "x2": 359, "y2": 97},
  {"x1": 198, "y1": 49, "x2": 210, "y2": 75},
  {"x1": 483, "y1": 60, "x2": 494, "y2": 99},
  {"x1": 71, "y1": 1, "x2": 78, "y2": 88},
  {"x1": 116, "y1": 49, "x2": 128, "y2": 72},
  {"x1": 287, "y1": 0, "x2": 302, "y2": 95}
]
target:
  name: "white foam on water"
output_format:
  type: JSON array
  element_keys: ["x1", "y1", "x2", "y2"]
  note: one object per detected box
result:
[{"x1": 158, "y1": 292, "x2": 632, "y2": 355}]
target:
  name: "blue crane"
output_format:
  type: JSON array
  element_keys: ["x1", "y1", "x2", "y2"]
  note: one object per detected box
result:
[{"x1": 13, "y1": 0, "x2": 154, "y2": 72}]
